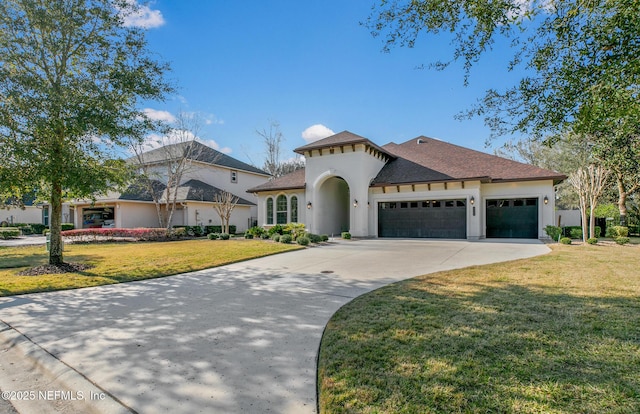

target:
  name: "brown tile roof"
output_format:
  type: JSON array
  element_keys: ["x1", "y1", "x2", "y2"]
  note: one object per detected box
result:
[
  {"x1": 294, "y1": 130, "x2": 395, "y2": 158},
  {"x1": 375, "y1": 137, "x2": 566, "y2": 185},
  {"x1": 246, "y1": 168, "x2": 306, "y2": 193}
]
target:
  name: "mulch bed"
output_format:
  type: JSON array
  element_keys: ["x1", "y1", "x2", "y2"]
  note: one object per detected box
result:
[{"x1": 18, "y1": 262, "x2": 94, "y2": 276}]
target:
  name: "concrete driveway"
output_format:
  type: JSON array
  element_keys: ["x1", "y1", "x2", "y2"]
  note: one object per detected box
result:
[{"x1": 0, "y1": 239, "x2": 549, "y2": 413}]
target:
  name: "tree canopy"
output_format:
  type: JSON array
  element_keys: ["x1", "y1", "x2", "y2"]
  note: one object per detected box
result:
[
  {"x1": 367, "y1": 0, "x2": 640, "y2": 141},
  {"x1": 0, "y1": 0, "x2": 173, "y2": 264}
]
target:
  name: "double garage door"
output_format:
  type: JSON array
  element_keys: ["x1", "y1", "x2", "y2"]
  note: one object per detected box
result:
[
  {"x1": 378, "y1": 197, "x2": 539, "y2": 239},
  {"x1": 378, "y1": 199, "x2": 467, "y2": 238}
]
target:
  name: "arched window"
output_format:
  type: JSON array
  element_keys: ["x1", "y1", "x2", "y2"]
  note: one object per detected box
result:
[
  {"x1": 266, "y1": 198, "x2": 274, "y2": 225},
  {"x1": 290, "y1": 196, "x2": 298, "y2": 223},
  {"x1": 276, "y1": 195, "x2": 287, "y2": 224}
]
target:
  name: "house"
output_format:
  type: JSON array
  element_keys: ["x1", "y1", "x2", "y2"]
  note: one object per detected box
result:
[
  {"x1": 71, "y1": 141, "x2": 270, "y2": 232},
  {"x1": 247, "y1": 131, "x2": 566, "y2": 239}
]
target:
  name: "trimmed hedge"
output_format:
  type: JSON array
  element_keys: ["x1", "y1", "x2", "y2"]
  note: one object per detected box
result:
[
  {"x1": 297, "y1": 236, "x2": 310, "y2": 246},
  {"x1": 560, "y1": 237, "x2": 572, "y2": 245},
  {"x1": 0, "y1": 228, "x2": 20, "y2": 239},
  {"x1": 61, "y1": 228, "x2": 180, "y2": 242},
  {"x1": 341, "y1": 232, "x2": 352, "y2": 240}
]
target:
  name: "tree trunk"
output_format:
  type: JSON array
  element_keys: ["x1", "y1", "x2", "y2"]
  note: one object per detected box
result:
[
  {"x1": 49, "y1": 182, "x2": 64, "y2": 265},
  {"x1": 589, "y1": 205, "x2": 596, "y2": 239}
]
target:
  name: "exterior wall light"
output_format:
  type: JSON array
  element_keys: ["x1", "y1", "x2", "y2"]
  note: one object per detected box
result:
[
  {"x1": 544, "y1": 195, "x2": 549, "y2": 204},
  {"x1": 470, "y1": 196, "x2": 475, "y2": 205},
  {"x1": 307, "y1": 201, "x2": 312, "y2": 209},
  {"x1": 353, "y1": 199, "x2": 358, "y2": 207}
]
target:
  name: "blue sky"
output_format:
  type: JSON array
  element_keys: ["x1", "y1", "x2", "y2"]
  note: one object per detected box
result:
[{"x1": 131, "y1": 1, "x2": 524, "y2": 166}]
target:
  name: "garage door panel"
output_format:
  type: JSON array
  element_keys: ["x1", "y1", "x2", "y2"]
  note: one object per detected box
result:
[
  {"x1": 486, "y1": 198, "x2": 538, "y2": 238},
  {"x1": 378, "y1": 200, "x2": 466, "y2": 239}
]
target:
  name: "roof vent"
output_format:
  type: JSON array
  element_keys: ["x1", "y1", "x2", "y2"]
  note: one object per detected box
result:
[{"x1": 417, "y1": 138, "x2": 426, "y2": 144}]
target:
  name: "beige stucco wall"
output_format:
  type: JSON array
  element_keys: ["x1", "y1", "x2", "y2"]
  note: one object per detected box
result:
[
  {"x1": 1, "y1": 206, "x2": 43, "y2": 225},
  {"x1": 304, "y1": 144, "x2": 388, "y2": 237}
]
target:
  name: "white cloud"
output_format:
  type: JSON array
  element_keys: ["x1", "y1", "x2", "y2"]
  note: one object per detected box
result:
[
  {"x1": 143, "y1": 108, "x2": 176, "y2": 123},
  {"x1": 301, "y1": 124, "x2": 335, "y2": 143},
  {"x1": 120, "y1": 1, "x2": 165, "y2": 29},
  {"x1": 200, "y1": 139, "x2": 232, "y2": 154}
]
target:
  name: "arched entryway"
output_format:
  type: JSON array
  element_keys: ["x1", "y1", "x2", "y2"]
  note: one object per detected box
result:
[{"x1": 316, "y1": 176, "x2": 350, "y2": 236}]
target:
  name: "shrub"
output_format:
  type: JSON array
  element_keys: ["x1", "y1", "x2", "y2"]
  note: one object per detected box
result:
[
  {"x1": 207, "y1": 233, "x2": 219, "y2": 240},
  {"x1": 247, "y1": 226, "x2": 266, "y2": 238},
  {"x1": 615, "y1": 237, "x2": 630, "y2": 245},
  {"x1": 307, "y1": 233, "x2": 323, "y2": 243},
  {"x1": 0, "y1": 228, "x2": 20, "y2": 239},
  {"x1": 203, "y1": 225, "x2": 236, "y2": 235},
  {"x1": 172, "y1": 227, "x2": 187, "y2": 238},
  {"x1": 61, "y1": 223, "x2": 74, "y2": 231},
  {"x1": 561, "y1": 226, "x2": 582, "y2": 238},
  {"x1": 20, "y1": 226, "x2": 33, "y2": 235},
  {"x1": 261, "y1": 233, "x2": 270, "y2": 240},
  {"x1": 271, "y1": 234, "x2": 280, "y2": 242},
  {"x1": 569, "y1": 228, "x2": 583, "y2": 240},
  {"x1": 280, "y1": 234, "x2": 292, "y2": 244},
  {"x1": 560, "y1": 237, "x2": 572, "y2": 245},
  {"x1": 31, "y1": 223, "x2": 47, "y2": 234},
  {"x1": 268, "y1": 224, "x2": 286, "y2": 236},
  {"x1": 61, "y1": 228, "x2": 172, "y2": 242},
  {"x1": 244, "y1": 232, "x2": 254, "y2": 239},
  {"x1": 592, "y1": 226, "x2": 602, "y2": 238},
  {"x1": 321, "y1": 234, "x2": 329, "y2": 242},
  {"x1": 606, "y1": 226, "x2": 629, "y2": 238},
  {"x1": 341, "y1": 232, "x2": 351, "y2": 239},
  {"x1": 284, "y1": 223, "x2": 306, "y2": 240},
  {"x1": 220, "y1": 233, "x2": 230, "y2": 240},
  {"x1": 544, "y1": 225, "x2": 562, "y2": 241},
  {"x1": 587, "y1": 237, "x2": 598, "y2": 245},
  {"x1": 297, "y1": 236, "x2": 310, "y2": 246}
]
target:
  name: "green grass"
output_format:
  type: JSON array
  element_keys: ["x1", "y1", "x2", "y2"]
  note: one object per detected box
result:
[
  {"x1": 318, "y1": 244, "x2": 640, "y2": 413},
  {"x1": 0, "y1": 239, "x2": 302, "y2": 296}
]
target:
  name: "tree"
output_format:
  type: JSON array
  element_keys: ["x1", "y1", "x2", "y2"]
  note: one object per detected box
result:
[
  {"x1": 568, "y1": 165, "x2": 609, "y2": 241},
  {"x1": 213, "y1": 190, "x2": 239, "y2": 235},
  {"x1": 255, "y1": 120, "x2": 305, "y2": 178},
  {"x1": 367, "y1": 0, "x2": 639, "y2": 224},
  {"x1": 368, "y1": 0, "x2": 640, "y2": 138},
  {"x1": 130, "y1": 113, "x2": 209, "y2": 229},
  {"x1": 0, "y1": 0, "x2": 172, "y2": 265},
  {"x1": 495, "y1": 135, "x2": 593, "y2": 209}
]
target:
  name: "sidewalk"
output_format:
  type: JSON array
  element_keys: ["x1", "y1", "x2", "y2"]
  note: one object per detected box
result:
[{"x1": 0, "y1": 236, "x2": 46, "y2": 247}]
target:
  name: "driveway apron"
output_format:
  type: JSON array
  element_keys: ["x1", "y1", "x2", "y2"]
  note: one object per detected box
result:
[{"x1": 0, "y1": 239, "x2": 549, "y2": 413}]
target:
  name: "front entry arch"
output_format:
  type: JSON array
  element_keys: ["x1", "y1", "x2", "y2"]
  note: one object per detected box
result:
[{"x1": 316, "y1": 176, "x2": 349, "y2": 236}]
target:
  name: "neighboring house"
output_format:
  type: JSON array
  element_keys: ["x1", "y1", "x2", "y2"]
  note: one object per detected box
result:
[
  {"x1": 1, "y1": 195, "x2": 72, "y2": 227},
  {"x1": 71, "y1": 141, "x2": 270, "y2": 232},
  {"x1": 248, "y1": 131, "x2": 566, "y2": 239}
]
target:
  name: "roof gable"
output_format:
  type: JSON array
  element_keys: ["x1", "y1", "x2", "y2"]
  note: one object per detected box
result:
[{"x1": 294, "y1": 131, "x2": 394, "y2": 159}]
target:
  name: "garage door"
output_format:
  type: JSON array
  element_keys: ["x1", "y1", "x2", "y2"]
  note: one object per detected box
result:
[
  {"x1": 378, "y1": 200, "x2": 467, "y2": 238},
  {"x1": 486, "y1": 198, "x2": 538, "y2": 238}
]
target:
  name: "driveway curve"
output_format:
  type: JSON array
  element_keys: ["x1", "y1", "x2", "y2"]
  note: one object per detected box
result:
[{"x1": 0, "y1": 239, "x2": 549, "y2": 413}]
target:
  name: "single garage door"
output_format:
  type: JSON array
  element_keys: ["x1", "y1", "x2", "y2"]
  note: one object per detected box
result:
[
  {"x1": 378, "y1": 199, "x2": 467, "y2": 238},
  {"x1": 486, "y1": 198, "x2": 538, "y2": 238}
]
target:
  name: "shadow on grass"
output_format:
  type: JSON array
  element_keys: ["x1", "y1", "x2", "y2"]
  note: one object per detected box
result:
[{"x1": 319, "y1": 282, "x2": 640, "y2": 413}]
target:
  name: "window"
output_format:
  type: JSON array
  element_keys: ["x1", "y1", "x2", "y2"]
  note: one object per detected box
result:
[
  {"x1": 410, "y1": 202, "x2": 418, "y2": 208},
  {"x1": 445, "y1": 200, "x2": 455, "y2": 207},
  {"x1": 291, "y1": 196, "x2": 298, "y2": 222},
  {"x1": 266, "y1": 198, "x2": 274, "y2": 225},
  {"x1": 43, "y1": 207, "x2": 49, "y2": 226},
  {"x1": 513, "y1": 199, "x2": 524, "y2": 207},
  {"x1": 432, "y1": 201, "x2": 441, "y2": 208},
  {"x1": 230, "y1": 170, "x2": 238, "y2": 183},
  {"x1": 276, "y1": 195, "x2": 287, "y2": 224},
  {"x1": 400, "y1": 202, "x2": 408, "y2": 209},
  {"x1": 456, "y1": 200, "x2": 466, "y2": 207}
]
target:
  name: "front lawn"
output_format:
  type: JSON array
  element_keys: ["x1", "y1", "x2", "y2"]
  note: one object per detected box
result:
[
  {"x1": 0, "y1": 239, "x2": 302, "y2": 296},
  {"x1": 318, "y1": 244, "x2": 640, "y2": 413}
]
